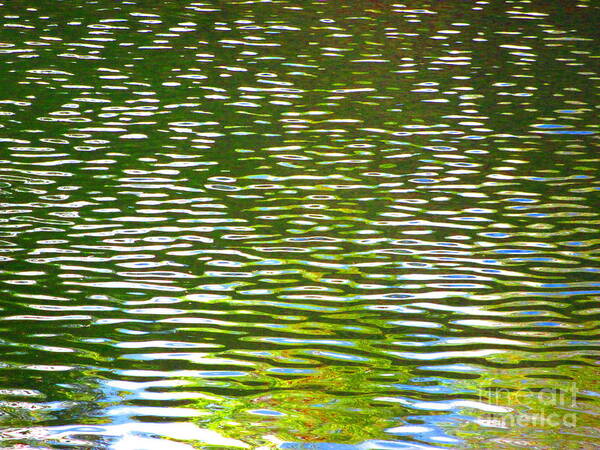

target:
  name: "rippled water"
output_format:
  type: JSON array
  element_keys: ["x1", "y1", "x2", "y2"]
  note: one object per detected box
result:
[{"x1": 1, "y1": 0, "x2": 599, "y2": 448}]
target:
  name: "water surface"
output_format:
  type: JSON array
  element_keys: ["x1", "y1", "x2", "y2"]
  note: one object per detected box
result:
[{"x1": 1, "y1": 0, "x2": 599, "y2": 448}]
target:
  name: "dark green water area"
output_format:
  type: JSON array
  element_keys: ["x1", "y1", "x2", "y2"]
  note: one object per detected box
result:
[{"x1": 1, "y1": 0, "x2": 599, "y2": 448}]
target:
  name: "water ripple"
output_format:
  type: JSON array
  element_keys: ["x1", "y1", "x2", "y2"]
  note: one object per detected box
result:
[{"x1": 1, "y1": 0, "x2": 599, "y2": 448}]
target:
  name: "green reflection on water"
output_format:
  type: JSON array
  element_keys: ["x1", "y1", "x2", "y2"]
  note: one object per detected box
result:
[{"x1": 1, "y1": 0, "x2": 599, "y2": 448}]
